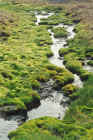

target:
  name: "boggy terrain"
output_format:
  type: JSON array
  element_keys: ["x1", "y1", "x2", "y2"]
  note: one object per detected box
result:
[
  {"x1": 0, "y1": 1, "x2": 76, "y2": 115},
  {"x1": 0, "y1": 0, "x2": 93, "y2": 140}
]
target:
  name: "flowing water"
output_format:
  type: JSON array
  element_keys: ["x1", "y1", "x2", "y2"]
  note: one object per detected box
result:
[
  {"x1": 28, "y1": 90, "x2": 68, "y2": 120},
  {"x1": 28, "y1": 12, "x2": 83, "y2": 120},
  {"x1": 83, "y1": 60, "x2": 93, "y2": 72},
  {"x1": 0, "y1": 114, "x2": 26, "y2": 140},
  {"x1": 0, "y1": 119, "x2": 18, "y2": 140}
]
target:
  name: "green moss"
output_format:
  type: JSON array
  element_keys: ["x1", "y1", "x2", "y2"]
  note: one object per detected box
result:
[
  {"x1": 65, "y1": 58, "x2": 82, "y2": 74},
  {"x1": 59, "y1": 48, "x2": 70, "y2": 57},
  {"x1": 39, "y1": 9, "x2": 73, "y2": 26},
  {"x1": 0, "y1": 89, "x2": 40, "y2": 111},
  {"x1": 30, "y1": 80, "x2": 41, "y2": 90},
  {"x1": 87, "y1": 60, "x2": 93, "y2": 66},
  {"x1": 63, "y1": 53, "x2": 91, "y2": 80},
  {"x1": 46, "y1": 64, "x2": 64, "y2": 72},
  {"x1": 53, "y1": 68, "x2": 74, "y2": 90},
  {"x1": 46, "y1": 50, "x2": 53, "y2": 57},
  {"x1": 79, "y1": 70, "x2": 91, "y2": 81},
  {"x1": 0, "y1": 3, "x2": 58, "y2": 112},
  {"x1": 34, "y1": 26, "x2": 52, "y2": 46},
  {"x1": 62, "y1": 84, "x2": 78, "y2": 96},
  {"x1": 9, "y1": 116, "x2": 87, "y2": 140},
  {"x1": 52, "y1": 27, "x2": 68, "y2": 38},
  {"x1": 0, "y1": 2, "x2": 93, "y2": 140},
  {"x1": 9, "y1": 133, "x2": 62, "y2": 140},
  {"x1": 64, "y1": 75, "x2": 93, "y2": 132}
]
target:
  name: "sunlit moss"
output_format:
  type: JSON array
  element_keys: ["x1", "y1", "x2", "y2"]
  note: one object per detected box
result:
[
  {"x1": 0, "y1": 1, "x2": 93, "y2": 140},
  {"x1": 52, "y1": 27, "x2": 68, "y2": 38},
  {"x1": 62, "y1": 84, "x2": 78, "y2": 96},
  {"x1": 87, "y1": 60, "x2": 93, "y2": 66}
]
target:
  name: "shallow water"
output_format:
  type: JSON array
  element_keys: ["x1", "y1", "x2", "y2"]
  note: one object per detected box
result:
[
  {"x1": 0, "y1": 114, "x2": 25, "y2": 140},
  {"x1": 28, "y1": 90, "x2": 68, "y2": 120},
  {"x1": 0, "y1": 119, "x2": 18, "y2": 140},
  {"x1": 48, "y1": 24, "x2": 76, "y2": 67},
  {"x1": 48, "y1": 29, "x2": 66, "y2": 67},
  {"x1": 73, "y1": 74, "x2": 83, "y2": 88},
  {"x1": 83, "y1": 61, "x2": 93, "y2": 72},
  {"x1": 35, "y1": 12, "x2": 54, "y2": 25},
  {"x1": 28, "y1": 12, "x2": 83, "y2": 120},
  {"x1": 28, "y1": 12, "x2": 69, "y2": 120}
]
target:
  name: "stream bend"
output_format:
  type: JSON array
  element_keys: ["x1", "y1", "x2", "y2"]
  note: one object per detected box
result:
[{"x1": 28, "y1": 12, "x2": 83, "y2": 120}]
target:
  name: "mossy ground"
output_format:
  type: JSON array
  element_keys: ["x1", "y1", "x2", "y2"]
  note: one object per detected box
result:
[
  {"x1": 87, "y1": 60, "x2": 93, "y2": 66},
  {"x1": 0, "y1": 1, "x2": 54, "y2": 111},
  {"x1": 0, "y1": 0, "x2": 93, "y2": 140},
  {"x1": 52, "y1": 27, "x2": 68, "y2": 38},
  {"x1": 8, "y1": 116, "x2": 88, "y2": 140},
  {"x1": 62, "y1": 84, "x2": 78, "y2": 96},
  {"x1": 9, "y1": 75, "x2": 93, "y2": 140},
  {"x1": 39, "y1": 9, "x2": 73, "y2": 25},
  {"x1": 0, "y1": 1, "x2": 75, "y2": 112}
]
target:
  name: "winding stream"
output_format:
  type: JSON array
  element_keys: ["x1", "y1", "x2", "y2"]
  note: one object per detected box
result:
[
  {"x1": 0, "y1": 11, "x2": 92, "y2": 140},
  {"x1": 28, "y1": 12, "x2": 83, "y2": 120}
]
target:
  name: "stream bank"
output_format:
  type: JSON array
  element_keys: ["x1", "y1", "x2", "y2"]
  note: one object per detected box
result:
[{"x1": 0, "y1": 10, "x2": 92, "y2": 140}]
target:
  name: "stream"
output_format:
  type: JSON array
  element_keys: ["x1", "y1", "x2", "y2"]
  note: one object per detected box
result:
[
  {"x1": 0, "y1": 11, "x2": 92, "y2": 140},
  {"x1": 0, "y1": 114, "x2": 26, "y2": 140},
  {"x1": 28, "y1": 12, "x2": 83, "y2": 120}
]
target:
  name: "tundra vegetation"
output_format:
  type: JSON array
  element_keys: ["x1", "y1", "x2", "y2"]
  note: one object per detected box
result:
[
  {"x1": 0, "y1": 0, "x2": 93, "y2": 140},
  {"x1": 52, "y1": 27, "x2": 68, "y2": 38},
  {"x1": 0, "y1": 0, "x2": 76, "y2": 113}
]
